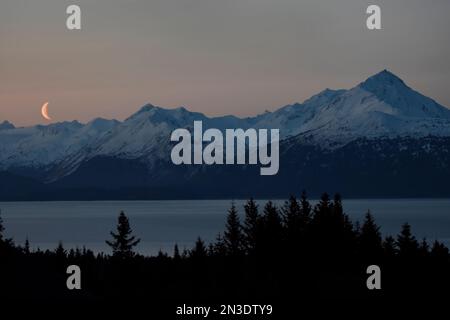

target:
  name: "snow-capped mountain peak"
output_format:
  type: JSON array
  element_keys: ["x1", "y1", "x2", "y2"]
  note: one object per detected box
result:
[
  {"x1": 359, "y1": 70, "x2": 450, "y2": 119},
  {"x1": 251, "y1": 70, "x2": 450, "y2": 144},
  {"x1": 125, "y1": 103, "x2": 158, "y2": 121},
  {"x1": 360, "y1": 69, "x2": 406, "y2": 88},
  {"x1": 1, "y1": 70, "x2": 450, "y2": 178},
  {"x1": 0, "y1": 120, "x2": 15, "y2": 130}
]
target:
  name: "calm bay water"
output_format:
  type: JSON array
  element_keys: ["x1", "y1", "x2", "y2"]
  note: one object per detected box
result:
[{"x1": 1, "y1": 199, "x2": 450, "y2": 255}]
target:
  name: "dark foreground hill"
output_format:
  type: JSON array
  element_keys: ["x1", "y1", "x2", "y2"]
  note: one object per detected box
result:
[{"x1": 1, "y1": 194, "x2": 449, "y2": 312}]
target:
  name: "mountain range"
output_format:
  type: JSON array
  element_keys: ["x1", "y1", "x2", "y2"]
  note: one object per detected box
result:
[{"x1": 1, "y1": 70, "x2": 450, "y2": 200}]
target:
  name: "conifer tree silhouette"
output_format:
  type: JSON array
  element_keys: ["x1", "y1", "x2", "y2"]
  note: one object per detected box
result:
[
  {"x1": 181, "y1": 248, "x2": 190, "y2": 259},
  {"x1": 359, "y1": 211, "x2": 383, "y2": 261},
  {"x1": 106, "y1": 211, "x2": 141, "y2": 259},
  {"x1": 332, "y1": 193, "x2": 356, "y2": 258},
  {"x1": 396, "y1": 223, "x2": 419, "y2": 258},
  {"x1": 298, "y1": 191, "x2": 313, "y2": 252},
  {"x1": 418, "y1": 238, "x2": 430, "y2": 258},
  {"x1": 383, "y1": 235, "x2": 397, "y2": 258},
  {"x1": 282, "y1": 195, "x2": 302, "y2": 242},
  {"x1": 430, "y1": 240, "x2": 449, "y2": 261},
  {"x1": 74, "y1": 247, "x2": 82, "y2": 259},
  {"x1": 55, "y1": 241, "x2": 67, "y2": 259},
  {"x1": 0, "y1": 210, "x2": 12, "y2": 245},
  {"x1": 312, "y1": 193, "x2": 331, "y2": 228},
  {"x1": 0, "y1": 211, "x2": 13, "y2": 256},
  {"x1": 331, "y1": 194, "x2": 353, "y2": 233},
  {"x1": 213, "y1": 233, "x2": 227, "y2": 257},
  {"x1": 310, "y1": 193, "x2": 332, "y2": 254},
  {"x1": 261, "y1": 201, "x2": 283, "y2": 256},
  {"x1": 0, "y1": 211, "x2": 4, "y2": 242},
  {"x1": 157, "y1": 249, "x2": 168, "y2": 259},
  {"x1": 310, "y1": 193, "x2": 356, "y2": 259},
  {"x1": 173, "y1": 244, "x2": 181, "y2": 260},
  {"x1": 299, "y1": 191, "x2": 312, "y2": 227},
  {"x1": 24, "y1": 238, "x2": 30, "y2": 255},
  {"x1": 243, "y1": 198, "x2": 260, "y2": 254},
  {"x1": 208, "y1": 243, "x2": 215, "y2": 256},
  {"x1": 224, "y1": 202, "x2": 244, "y2": 256},
  {"x1": 191, "y1": 237, "x2": 207, "y2": 259}
]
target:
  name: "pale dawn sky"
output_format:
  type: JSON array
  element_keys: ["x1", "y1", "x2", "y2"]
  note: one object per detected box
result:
[{"x1": 1, "y1": 0, "x2": 449, "y2": 126}]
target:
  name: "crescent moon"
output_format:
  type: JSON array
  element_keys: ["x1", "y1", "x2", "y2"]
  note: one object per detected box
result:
[{"x1": 41, "y1": 102, "x2": 52, "y2": 121}]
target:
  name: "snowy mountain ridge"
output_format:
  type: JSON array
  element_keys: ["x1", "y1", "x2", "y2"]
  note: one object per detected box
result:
[{"x1": 1, "y1": 70, "x2": 450, "y2": 180}]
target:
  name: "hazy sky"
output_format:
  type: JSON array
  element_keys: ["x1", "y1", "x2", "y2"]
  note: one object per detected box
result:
[{"x1": 1, "y1": 0, "x2": 449, "y2": 126}]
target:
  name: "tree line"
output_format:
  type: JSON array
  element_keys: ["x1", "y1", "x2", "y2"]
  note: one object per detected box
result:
[{"x1": 0, "y1": 193, "x2": 449, "y2": 302}]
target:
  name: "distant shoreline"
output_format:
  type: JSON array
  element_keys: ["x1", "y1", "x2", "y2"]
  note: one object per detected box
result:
[{"x1": 1, "y1": 196, "x2": 450, "y2": 203}]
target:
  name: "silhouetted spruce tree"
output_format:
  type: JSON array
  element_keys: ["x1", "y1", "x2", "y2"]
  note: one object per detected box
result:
[
  {"x1": 181, "y1": 248, "x2": 190, "y2": 259},
  {"x1": 383, "y1": 236, "x2": 397, "y2": 258},
  {"x1": 332, "y1": 194, "x2": 356, "y2": 259},
  {"x1": 297, "y1": 191, "x2": 313, "y2": 254},
  {"x1": 75, "y1": 247, "x2": 82, "y2": 259},
  {"x1": 243, "y1": 198, "x2": 260, "y2": 254},
  {"x1": 0, "y1": 212, "x2": 14, "y2": 257},
  {"x1": 418, "y1": 238, "x2": 430, "y2": 258},
  {"x1": 106, "y1": 211, "x2": 141, "y2": 259},
  {"x1": 55, "y1": 241, "x2": 66, "y2": 259},
  {"x1": 430, "y1": 241, "x2": 449, "y2": 261},
  {"x1": 24, "y1": 238, "x2": 30, "y2": 255},
  {"x1": 310, "y1": 193, "x2": 331, "y2": 255},
  {"x1": 310, "y1": 193, "x2": 356, "y2": 260},
  {"x1": 354, "y1": 221, "x2": 361, "y2": 236},
  {"x1": 0, "y1": 211, "x2": 12, "y2": 245},
  {"x1": 0, "y1": 211, "x2": 4, "y2": 242},
  {"x1": 299, "y1": 191, "x2": 312, "y2": 227},
  {"x1": 191, "y1": 237, "x2": 207, "y2": 259},
  {"x1": 68, "y1": 248, "x2": 76, "y2": 260},
  {"x1": 157, "y1": 250, "x2": 168, "y2": 259},
  {"x1": 82, "y1": 247, "x2": 95, "y2": 260},
  {"x1": 173, "y1": 244, "x2": 181, "y2": 260},
  {"x1": 208, "y1": 243, "x2": 215, "y2": 256},
  {"x1": 396, "y1": 223, "x2": 419, "y2": 258},
  {"x1": 223, "y1": 202, "x2": 244, "y2": 256},
  {"x1": 358, "y1": 211, "x2": 383, "y2": 261},
  {"x1": 282, "y1": 195, "x2": 302, "y2": 242},
  {"x1": 261, "y1": 201, "x2": 283, "y2": 256},
  {"x1": 213, "y1": 233, "x2": 227, "y2": 257},
  {"x1": 311, "y1": 193, "x2": 331, "y2": 231}
]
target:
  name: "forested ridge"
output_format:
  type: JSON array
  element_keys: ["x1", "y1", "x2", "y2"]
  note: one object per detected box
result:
[{"x1": 1, "y1": 193, "x2": 449, "y2": 306}]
